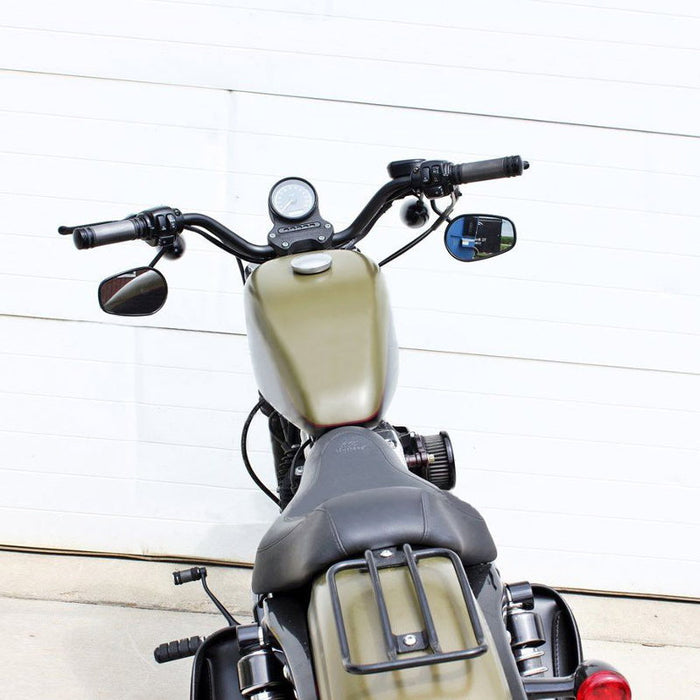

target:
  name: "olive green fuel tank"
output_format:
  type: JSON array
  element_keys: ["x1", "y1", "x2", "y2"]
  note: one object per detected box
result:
[{"x1": 243, "y1": 249, "x2": 398, "y2": 434}]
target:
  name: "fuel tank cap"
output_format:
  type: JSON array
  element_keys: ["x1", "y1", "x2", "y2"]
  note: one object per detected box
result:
[{"x1": 290, "y1": 253, "x2": 332, "y2": 275}]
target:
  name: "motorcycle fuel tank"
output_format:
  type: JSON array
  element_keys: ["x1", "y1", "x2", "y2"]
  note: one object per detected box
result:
[{"x1": 244, "y1": 249, "x2": 398, "y2": 434}]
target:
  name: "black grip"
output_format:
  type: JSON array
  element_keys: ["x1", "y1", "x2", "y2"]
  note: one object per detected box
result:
[
  {"x1": 453, "y1": 156, "x2": 529, "y2": 185},
  {"x1": 69, "y1": 219, "x2": 141, "y2": 249},
  {"x1": 173, "y1": 566, "x2": 206, "y2": 585},
  {"x1": 153, "y1": 636, "x2": 204, "y2": 664}
]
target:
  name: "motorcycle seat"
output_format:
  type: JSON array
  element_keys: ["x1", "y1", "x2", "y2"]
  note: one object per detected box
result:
[{"x1": 252, "y1": 426, "x2": 497, "y2": 593}]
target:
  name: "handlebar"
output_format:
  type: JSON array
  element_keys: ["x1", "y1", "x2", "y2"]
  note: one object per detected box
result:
[
  {"x1": 58, "y1": 155, "x2": 528, "y2": 262},
  {"x1": 333, "y1": 154, "x2": 528, "y2": 246},
  {"x1": 453, "y1": 155, "x2": 529, "y2": 184},
  {"x1": 59, "y1": 207, "x2": 186, "y2": 250},
  {"x1": 182, "y1": 213, "x2": 274, "y2": 262},
  {"x1": 60, "y1": 219, "x2": 145, "y2": 249},
  {"x1": 333, "y1": 176, "x2": 411, "y2": 247}
]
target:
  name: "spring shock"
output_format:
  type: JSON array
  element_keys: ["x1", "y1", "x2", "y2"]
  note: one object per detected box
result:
[
  {"x1": 504, "y1": 582, "x2": 547, "y2": 677},
  {"x1": 237, "y1": 625, "x2": 293, "y2": 700}
]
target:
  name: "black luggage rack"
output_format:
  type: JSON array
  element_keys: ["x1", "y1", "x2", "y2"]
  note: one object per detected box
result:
[{"x1": 326, "y1": 543, "x2": 489, "y2": 675}]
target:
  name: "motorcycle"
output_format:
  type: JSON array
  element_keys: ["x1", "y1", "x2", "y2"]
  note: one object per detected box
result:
[{"x1": 59, "y1": 155, "x2": 631, "y2": 699}]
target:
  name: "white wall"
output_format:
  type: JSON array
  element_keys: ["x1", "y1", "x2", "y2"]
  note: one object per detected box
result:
[{"x1": 0, "y1": 0, "x2": 698, "y2": 597}]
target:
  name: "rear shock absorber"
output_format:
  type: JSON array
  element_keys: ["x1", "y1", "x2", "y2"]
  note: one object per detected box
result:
[
  {"x1": 237, "y1": 624, "x2": 293, "y2": 700},
  {"x1": 504, "y1": 582, "x2": 547, "y2": 677},
  {"x1": 238, "y1": 650, "x2": 289, "y2": 700}
]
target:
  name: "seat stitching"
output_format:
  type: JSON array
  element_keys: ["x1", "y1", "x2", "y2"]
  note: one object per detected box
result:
[
  {"x1": 553, "y1": 610, "x2": 562, "y2": 676},
  {"x1": 419, "y1": 490, "x2": 429, "y2": 544},
  {"x1": 319, "y1": 505, "x2": 348, "y2": 556}
]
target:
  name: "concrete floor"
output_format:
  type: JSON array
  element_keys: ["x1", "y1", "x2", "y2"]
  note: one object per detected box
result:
[{"x1": 1, "y1": 551, "x2": 698, "y2": 699}]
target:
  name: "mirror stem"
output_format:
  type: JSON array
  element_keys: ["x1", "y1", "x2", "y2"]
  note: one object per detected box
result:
[{"x1": 148, "y1": 246, "x2": 167, "y2": 268}]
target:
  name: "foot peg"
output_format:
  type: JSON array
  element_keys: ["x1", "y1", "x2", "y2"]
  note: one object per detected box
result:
[
  {"x1": 171, "y1": 566, "x2": 237, "y2": 626},
  {"x1": 173, "y1": 566, "x2": 206, "y2": 585},
  {"x1": 154, "y1": 635, "x2": 204, "y2": 663}
]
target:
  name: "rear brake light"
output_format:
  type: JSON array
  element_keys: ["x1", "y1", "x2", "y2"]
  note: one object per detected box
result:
[{"x1": 577, "y1": 670, "x2": 631, "y2": 700}]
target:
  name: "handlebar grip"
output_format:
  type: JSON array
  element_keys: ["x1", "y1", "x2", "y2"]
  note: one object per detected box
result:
[
  {"x1": 453, "y1": 156, "x2": 529, "y2": 185},
  {"x1": 69, "y1": 219, "x2": 141, "y2": 249},
  {"x1": 154, "y1": 636, "x2": 204, "y2": 664}
]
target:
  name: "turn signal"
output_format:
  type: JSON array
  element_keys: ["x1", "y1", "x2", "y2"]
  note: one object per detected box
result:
[{"x1": 577, "y1": 670, "x2": 631, "y2": 700}]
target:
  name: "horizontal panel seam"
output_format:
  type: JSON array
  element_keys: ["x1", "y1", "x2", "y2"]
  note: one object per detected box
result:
[
  {"x1": 153, "y1": 0, "x2": 700, "y2": 49},
  {"x1": 2, "y1": 22, "x2": 699, "y2": 91},
  {"x1": 3, "y1": 313, "x2": 700, "y2": 376},
  {"x1": 2, "y1": 68, "x2": 698, "y2": 139}
]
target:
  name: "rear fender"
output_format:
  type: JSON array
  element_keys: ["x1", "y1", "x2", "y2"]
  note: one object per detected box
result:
[
  {"x1": 190, "y1": 626, "x2": 244, "y2": 700},
  {"x1": 531, "y1": 584, "x2": 583, "y2": 677},
  {"x1": 190, "y1": 596, "x2": 317, "y2": 700},
  {"x1": 308, "y1": 549, "x2": 515, "y2": 700},
  {"x1": 468, "y1": 567, "x2": 584, "y2": 694}
]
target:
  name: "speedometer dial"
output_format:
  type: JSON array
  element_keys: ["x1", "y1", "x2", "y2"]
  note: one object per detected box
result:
[{"x1": 269, "y1": 178, "x2": 317, "y2": 221}]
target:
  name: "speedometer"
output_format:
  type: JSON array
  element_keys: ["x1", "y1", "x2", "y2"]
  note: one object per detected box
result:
[{"x1": 269, "y1": 178, "x2": 317, "y2": 221}]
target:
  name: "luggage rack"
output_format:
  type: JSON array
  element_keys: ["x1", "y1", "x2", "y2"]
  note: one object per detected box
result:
[{"x1": 326, "y1": 543, "x2": 488, "y2": 675}]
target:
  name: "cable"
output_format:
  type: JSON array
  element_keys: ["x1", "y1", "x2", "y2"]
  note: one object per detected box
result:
[
  {"x1": 185, "y1": 224, "x2": 248, "y2": 286},
  {"x1": 235, "y1": 257, "x2": 246, "y2": 285},
  {"x1": 378, "y1": 192, "x2": 458, "y2": 267},
  {"x1": 291, "y1": 438, "x2": 312, "y2": 472},
  {"x1": 184, "y1": 225, "x2": 239, "y2": 256},
  {"x1": 289, "y1": 438, "x2": 313, "y2": 495},
  {"x1": 241, "y1": 399, "x2": 280, "y2": 507}
]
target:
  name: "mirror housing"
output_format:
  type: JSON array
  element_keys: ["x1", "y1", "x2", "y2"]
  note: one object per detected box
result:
[
  {"x1": 98, "y1": 267, "x2": 168, "y2": 316},
  {"x1": 444, "y1": 214, "x2": 516, "y2": 262}
]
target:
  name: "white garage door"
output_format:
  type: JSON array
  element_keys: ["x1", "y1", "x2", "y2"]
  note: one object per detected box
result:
[{"x1": 0, "y1": 0, "x2": 698, "y2": 598}]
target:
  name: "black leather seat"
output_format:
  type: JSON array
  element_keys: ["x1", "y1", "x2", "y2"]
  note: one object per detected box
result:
[{"x1": 252, "y1": 426, "x2": 497, "y2": 593}]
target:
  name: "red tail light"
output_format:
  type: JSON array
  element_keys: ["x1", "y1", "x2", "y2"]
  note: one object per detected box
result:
[{"x1": 577, "y1": 670, "x2": 632, "y2": 699}]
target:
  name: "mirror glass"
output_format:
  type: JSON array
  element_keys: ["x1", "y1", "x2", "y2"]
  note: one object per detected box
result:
[
  {"x1": 98, "y1": 267, "x2": 168, "y2": 316},
  {"x1": 444, "y1": 215, "x2": 516, "y2": 262}
]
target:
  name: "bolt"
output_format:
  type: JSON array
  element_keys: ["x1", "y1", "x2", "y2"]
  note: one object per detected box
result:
[
  {"x1": 403, "y1": 634, "x2": 417, "y2": 647},
  {"x1": 318, "y1": 235, "x2": 326, "y2": 242},
  {"x1": 324, "y1": 223, "x2": 331, "y2": 229},
  {"x1": 379, "y1": 550, "x2": 393, "y2": 558},
  {"x1": 281, "y1": 241, "x2": 289, "y2": 248},
  {"x1": 269, "y1": 232, "x2": 276, "y2": 238}
]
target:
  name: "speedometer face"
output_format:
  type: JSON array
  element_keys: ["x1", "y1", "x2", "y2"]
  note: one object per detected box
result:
[{"x1": 269, "y1": 178, "x2": 317, "y2": 221}]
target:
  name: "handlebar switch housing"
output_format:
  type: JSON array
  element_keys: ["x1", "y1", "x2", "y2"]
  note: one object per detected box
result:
[
  {"x1": 387, "y1": 159, "x2": 425, "y2": 179},
  {"x1": 139, "y1": 206, "x2": 185, "y2": 248},
  {"x1": 410, "y1": 160, "x2": 456, "y2": 199}
]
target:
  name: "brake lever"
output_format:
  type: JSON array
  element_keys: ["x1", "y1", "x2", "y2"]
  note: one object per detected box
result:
[{"x1": 58, "y1": 220, "x2": 117, "y2": 235}]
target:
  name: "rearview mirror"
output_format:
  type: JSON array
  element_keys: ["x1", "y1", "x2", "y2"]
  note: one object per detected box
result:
[
  {"x1": 444, "y1": 215, "x2": 516, "y2": 262},
  {"x1": 98, "y1": 267, "x2": 168, "y2": 316}
]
